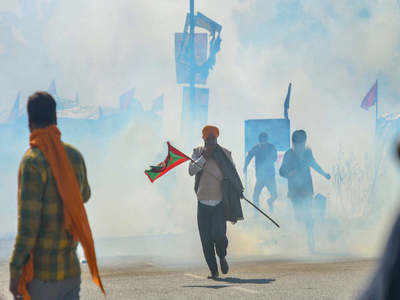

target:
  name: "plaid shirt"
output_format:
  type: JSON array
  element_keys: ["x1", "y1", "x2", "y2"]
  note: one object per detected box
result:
[{"x1": 10, "y1": 143, "x2": 91, "y2": 281}]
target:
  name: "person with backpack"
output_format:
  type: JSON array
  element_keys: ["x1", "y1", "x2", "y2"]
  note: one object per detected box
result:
[{"x1": 279, "y1": 130, "x2": 331, "y2": 252}]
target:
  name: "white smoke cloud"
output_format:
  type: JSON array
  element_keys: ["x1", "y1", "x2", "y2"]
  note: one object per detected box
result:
[
  {"x1": 1, "y1": 0, "x2": 400, "y2": 259},
  {"x1": 0, "y1": 0, "x2": 19, "y2": 13}
]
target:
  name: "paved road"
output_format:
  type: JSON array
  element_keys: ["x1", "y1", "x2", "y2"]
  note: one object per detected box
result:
[{"x1": 0, "y1": 258, "x2": 375, "y2": 299}]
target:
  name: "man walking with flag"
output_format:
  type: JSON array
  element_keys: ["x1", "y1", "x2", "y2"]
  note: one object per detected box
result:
[
  {"x1": 188, "y1": 125, "x2": 244, "y2": 279},
  {"x1": 144, "y1": 130, "x2": 278, "y2": 274}
]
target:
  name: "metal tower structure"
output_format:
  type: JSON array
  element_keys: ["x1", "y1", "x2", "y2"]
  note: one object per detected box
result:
[{"x1": 175, "y1": 0, "x2": 222, "y2": 148}]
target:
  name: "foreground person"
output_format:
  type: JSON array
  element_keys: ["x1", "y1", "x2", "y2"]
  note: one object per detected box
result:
[
  {"x1": 9, "y1": 92, "x2": 104, "y2": 300},
  {"x1": 359, "y1": 142, "x2": 400, "y2": 300},
  {"x1": 279, "y1": 130, "x2": 330, "y2": 252},
  {"x1": 189, "y1": 125, "x2": 244, "y2": 279}
]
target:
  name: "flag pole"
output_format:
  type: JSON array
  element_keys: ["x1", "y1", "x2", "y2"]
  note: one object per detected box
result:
[
  {"x1": 375, "y1": 79, "x2": 378, "y2": 129},
  {"x1": 242, "y1": 196, "x2": 280, "y2": 228},
  {"x1": 146, "y1": 142, "x2": 280, "y2": 228},
  {"x1": 189, "y1": 0, "x2": 196, "y2": 148}
]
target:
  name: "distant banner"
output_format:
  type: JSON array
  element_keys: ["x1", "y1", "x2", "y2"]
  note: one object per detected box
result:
[
  {"x1": 175, "y1": 33, "x2": 208, "y2": 85},
  {"x1": 245, "y1": 119, "x2": 290, "y2": 153}
]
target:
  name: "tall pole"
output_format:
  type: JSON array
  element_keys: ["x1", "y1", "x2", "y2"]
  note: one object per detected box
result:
[
  {"x1": 189, "y1": 0, "x2": 196, "y2": 143},
  {"x1": 370, "y1": 79, "x2": 380, "y2": 212},
  {"x1": 376, "y1": 79, "x2": 378, "y2": 125}
]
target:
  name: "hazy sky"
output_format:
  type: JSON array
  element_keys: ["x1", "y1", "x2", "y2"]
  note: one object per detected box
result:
[
  {"x1": 1, "y1": 0, "x2": 399, "y2": 149},
  {"x1": 1, "y1": 0, "x2": 400, "y2": 210}
]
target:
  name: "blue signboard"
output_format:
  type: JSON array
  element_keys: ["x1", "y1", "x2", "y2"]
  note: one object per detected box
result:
[{"x1": 244, "y1": 118, "x2": 290, "y2": 154}]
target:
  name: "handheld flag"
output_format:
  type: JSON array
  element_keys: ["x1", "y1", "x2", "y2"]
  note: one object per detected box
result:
[
  {"x1": 144, "y1": 142, "x2": 280, "y2": 228},
  {"x1": 361, "y1": 81, "x2": 377, "y2": 110},
  {"x1": 145, "y1": 142, "x2": 191, "y2": 183}
]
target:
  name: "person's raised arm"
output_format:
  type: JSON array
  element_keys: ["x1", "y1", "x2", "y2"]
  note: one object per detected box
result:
[
  {"x1": 243, "y1": 147, "x2": 256, "y2": 174},
  {"x1": 188, "y1": 148, "x2": 206, "y2": 176}
]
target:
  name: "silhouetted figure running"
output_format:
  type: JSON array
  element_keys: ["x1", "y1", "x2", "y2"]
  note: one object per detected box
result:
[
  {"x1": 279, "y1": 130, "x2": 330, "y2": 252},
  {"x1": 244, "y1": 132, "x2": 278, "y2": 212}
]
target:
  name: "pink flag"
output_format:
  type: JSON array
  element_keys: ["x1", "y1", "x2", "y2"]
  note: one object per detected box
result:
[{"x1": 361, "y1": 81, "x2": 377, "y2": 110}]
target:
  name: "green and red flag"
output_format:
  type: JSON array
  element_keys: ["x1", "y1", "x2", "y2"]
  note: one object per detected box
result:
[{"x1": 145, "y1": 142, "x2": 191, "y2": 183}]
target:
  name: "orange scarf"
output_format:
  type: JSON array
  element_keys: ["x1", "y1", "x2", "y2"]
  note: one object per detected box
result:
[{"x1": 18, "y1": 125, "x2": 105, "y2": 299}]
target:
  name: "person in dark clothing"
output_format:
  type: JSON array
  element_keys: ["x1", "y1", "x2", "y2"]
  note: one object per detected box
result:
[
  {"x1": 189, "y1": 125, "x2": 244, "y2": 279},
  {"x1": 279, "y1": 130, "x2": 330, "y2": 252},
  {"x1": 358, "y1": 142, "x2": 400, "y2": 300},
  {"x1": 359, "y1": 212, "x2": 400, "y2": 300},
  {"x1": 244, "y1": 132, "x2": 278, "y2": 211}
]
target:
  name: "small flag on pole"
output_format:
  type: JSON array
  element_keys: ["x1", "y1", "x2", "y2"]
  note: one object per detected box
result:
[
  {"x1": 145, "y1": 142, "x2": 191, "y2": 183},
  {"x1": 361, "y1": 81, "x2": 378, "y2": 110},
  {"x1": 284, "y1": 82, "x2": 292, "y2": 119}
]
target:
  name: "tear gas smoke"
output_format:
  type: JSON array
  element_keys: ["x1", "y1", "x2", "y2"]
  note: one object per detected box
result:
[{"x1": 1, "y1": 0, "x2": 400, "y2": 264}]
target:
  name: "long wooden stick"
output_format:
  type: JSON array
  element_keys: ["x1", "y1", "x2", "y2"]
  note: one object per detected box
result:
[
  {"x1": 242, "y1": 196, "x2": 280, "y2": 228},
  {"x1": 189, "y1": 157, "x2": 280, "y2": 228}
]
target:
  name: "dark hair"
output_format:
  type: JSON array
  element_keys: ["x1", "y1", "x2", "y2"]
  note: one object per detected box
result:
[
  {"x1": 27, "y1": 91, "x2": 57, "y2": 128},
  {"x1": 259, "y1": 132, "x2": 268, "y2": 142},
  {"x1": 292, "y1": 130, "x2": 307, "y2": 143}
]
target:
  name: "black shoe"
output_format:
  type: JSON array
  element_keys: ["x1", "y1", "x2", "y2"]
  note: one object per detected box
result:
[
  {"x1": 207, "y1": 270, "x2": 219, "y2": 280},
  {"x1": 220, "y1": 257, "x2": 229, "y2": 274}
]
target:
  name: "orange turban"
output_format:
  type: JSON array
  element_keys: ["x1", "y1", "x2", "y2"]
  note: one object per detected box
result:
[{"x1": 202, "y1": 125, "x2": 219, "y2": 140}]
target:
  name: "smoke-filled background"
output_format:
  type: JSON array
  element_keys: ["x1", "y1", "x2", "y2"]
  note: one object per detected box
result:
[{"x1": 1, "y1": 0, "x2": 400, "y2": 263}]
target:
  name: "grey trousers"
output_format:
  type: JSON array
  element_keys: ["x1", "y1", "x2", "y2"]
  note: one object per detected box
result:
[{"x1": 27, "y1": 276, "x2": 81, "y2": 300}]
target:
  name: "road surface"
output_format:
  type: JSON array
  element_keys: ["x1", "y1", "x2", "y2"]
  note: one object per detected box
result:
[{"x1": 0, "y1": 258, "x2": 375, "y2": 299}]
